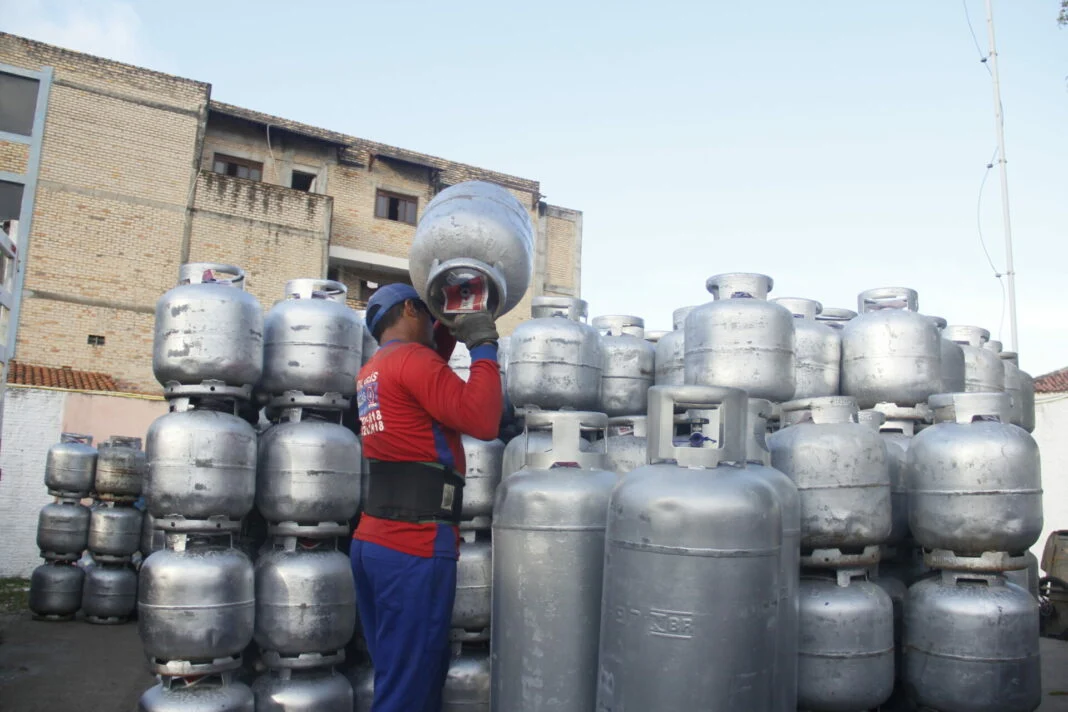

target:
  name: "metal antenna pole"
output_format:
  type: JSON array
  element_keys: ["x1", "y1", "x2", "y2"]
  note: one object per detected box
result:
[{"x1": 984, "y1": 0, "x2": 1019, "y2": 351}]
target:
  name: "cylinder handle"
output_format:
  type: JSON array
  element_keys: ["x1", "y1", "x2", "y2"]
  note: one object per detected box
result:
[{"x1": 178, "y1": 263, "x2": 246, "y2": 289}]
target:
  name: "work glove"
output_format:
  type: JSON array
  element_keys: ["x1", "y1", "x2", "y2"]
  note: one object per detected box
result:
[{"x1": 450, "y1": 311, "x2": 499, "y2": 349}]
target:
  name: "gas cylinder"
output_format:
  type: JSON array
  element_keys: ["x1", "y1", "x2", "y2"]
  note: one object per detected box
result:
[
  {"x1": 684, "y1": 273, "x2": 796, "y2": 401},
  {"x1": 592, "y1": 314, "x2": 655, "y2": 417},
  {"x1": 44, "y1": 433, "x2": 96, "y2": 497},
  {"x1": 604, "y1": 415, "x2": 648, "y2": 475},
  {"x1": 870, "y1": 403, "x2": 930, "y2": 547},
  {"x1": 252, "y1": 668, "x2": 354, "y2": 712},
  {"x1": 492, "y1": 411, "x2": 615, "y2": 711},
  {"x1": 841, "y1": 287, "x2": 941, "y2": 408},
  {"x1": 905, "y1": 570, "x2": 1040, "y2": 712},
  {"x1": 460, "y1": 435, "x2": 504, "y2": 521},
  {"x1": 139, "y1": 676, "x2": 255, "y2": 712},
  {"x1": 29, "y1": 562, "x2": 84, "y2": 620},
  {"x1": 261, "y1": 279, "x2": 363, "y2": 397},
  {"x1": 907, "y1": 392, "x2": 1042, "y2": 567},
  {"x1": 444, "y1": 644, "x2": 491, "y2": 711},
  {"x1": 88, "y1": 504, "x2": 143, "y2": 561},
  {"x1": 654, "y1": 305, "x2": 696, "y2": 386},
  {"x1": 452, "y1": 532, "x2": 491, "y2": 640},
  {"x1": 815, "y1": 306, "x2": 857, "y2": 330},
  {"x1": 928, "y1": 316, "x2": 966, "y2": 394},
  {"x1": 596, "y1": 386, "x2": 781, "y2": 710},
  {"x1": 37, "y1": 500, "x2": 91, "y2": 560},
  {"x1": 773, "y1": 297, "x2": 840, "y2": 398},
  {"x1": 945, "y1": 325, "x2": 1004, "y2": 393},
  {"x1": 507, "y1": 297, "x2": 603, "y2": 411},
  {"x1": 94, "y1": 436, "x2": 146, "y2": 503},
  {"x1": 82, "y1": 563, "x2": 137, "y2": 624},
  {"x1": 501, "y1": 415, "x2": 592, "y2": 479}
]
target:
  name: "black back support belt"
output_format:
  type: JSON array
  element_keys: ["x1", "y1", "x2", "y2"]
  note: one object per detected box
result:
[{"x1": 364, "y1": 460, "x2": 464, "y2": 524}]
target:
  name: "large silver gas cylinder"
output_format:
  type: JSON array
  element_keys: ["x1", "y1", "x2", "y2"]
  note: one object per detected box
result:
[
  {"x1": 353, "y1": 309, "x2": 378, "y2": 365},
  {"x1": 146, "y1": 399, "x2": 257, "y2": 528},
  {"x1": 94, "y1": 436, "x2": 146, "y2": 503},
  {"x1": 139, "y1": 677, "x2": 255, "y2": 712},
  {"x1": 501, "y1": 412, "x2": 593, "y2": 479},
  {"x1": 141, "y1": 511, "x2": 163, "y2": 559},
  {"x1": 773, "y1": 297, "x2": 840, "y2": 398},
  {"x1": 604, "y1": 415, "x2": 648, "y2": 475},
  {"x1": 998, "y1": 350, "x2": 1032, "y2": 429},
  {"x1": 444, "y1": 645, "x2": 491, "y2": 711},
  {"x1": 82, "y1": 563, "x2": 137, "y2": 624},
  {"x1": 945, "y1": 325, "x2": 1004, "y2": 393},
  {"x1": 744, "y1": 398, "x2": 801, "y2": 712},
  {"x1": 841, "y1": 287, "x2": 941, "y2": 408},
  {"x1": 153, "y1": 263, "x2": 264, "y2": 394},
  {"x1": 905, "y1": 570, "x2": 1040, "y2": 712},
  {"x1": 596, "y1": 386, "x2": 781, "y2": 711},
  {"x1": 138, "y1": 534, "x2": 255, "y2": 671},
  {"x1": 252, "y1": 668, "x2": 354, "y2": 712},
  {"x1": 768, "y1": 396, "x2": 891, "y2": 567},
  {"x1": 461, "y1": 435, "x2": 504, "y2": 521},
  {"x1": 593, "y1": 314, "x2": 655, "y2": 417},
  {"x1": 907, "y1": 393, "x2": 1042, "y2": 567},
  {"x1": 1019, "y1": 363, "x2": 1036, "y2": 433},
  {"x1": 452, "y1": 532, "x2": 491, "y2": 640},
  {"x1": 507, "y1": 297, "x2": 603, "y2": 411},
  {"x1": 492, "y1": 411, "x2": 615, "y2": 711},
  {"x1": 928, "y1": 316, "x2": 966, "y2": 394},
  {"x1": 409, "y1": 180, "x2": 535, "y2": 324},
  {"x1": 654, "y1": 306, "x2": 696, "y2": 386},
  {"x1": 684, "y1": 273, "x2": 796, "y2": 402},
  {"x1": 257, "y1": 408, "x2": 361, "y2": 536},
  {"x1": 868, "y1": 403, "x2": 929, "y2": 548},
  {"x1": 871, "y1": 564, "x2": 909, "y2": 682},
  {"x1": 815, "y1": 306, "x2": 857, "y2": 330},
  {"x1": 254, "y1": 537, "x2": 356, "y2": 665},
  {"x1": 37, "y1": 500, "x2": 90, "y2": 560},
  {"x1": 261, "y1": 279, "x2": 363, "y2": 397},
  {"x1": 797, "y1": 569, "x2": 895, "y2": 712},
  {"x1": 88, "y1": 504, "x2": 143, "y2": 562},
  {"x1": 45, "y1": 433, "x2": 96, "y2": 497},
  {"x1": 29, "y1": 562, "x2": 84, "y2": 620}
]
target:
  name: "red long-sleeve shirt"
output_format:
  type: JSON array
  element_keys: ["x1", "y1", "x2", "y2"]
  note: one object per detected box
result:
[{"x1": 354, "y1": 326, "x2": 502, "y2": 558}]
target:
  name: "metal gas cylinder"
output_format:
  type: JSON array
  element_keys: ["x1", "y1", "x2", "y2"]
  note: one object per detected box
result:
[
  {"x1": 871, "y1": 564, "x2": 909, "y2": 682},
  {"x1": 82, "y1": 563, "x2": 137, "y2": 624},
  {"x1": 449, "y1": 342, "x2": 471, "y2": 381},
  {"x1": 146, "y1": 399, "x2": 257, "y2": 528},
  {"x1": 29, "y1": 562, "x2": 84, "y2": 620},
  {"x1": 1004, "y1": 551, "x2": 1041, "y2": 600},
  {"x1": 88, "y1": 504, "x2": 143, "y2": 561},
  {"x1": 596, "y1": 387, "x2": 781, "y2": 710},
  {"x1": 768, "y1": 396, "x2": 891, "y2": 567},
  {"x1": 444, "y1": 645, "x2": 491, "y2": 711},
  {"x1": 684, "y1": 273, "x2": 796, "y2": 402},
  {"x1": 1019, "y1": 366, "x2": 1036, "y2": 433},
  {"x1": 44, "y1": 433, "x2": 96, "y2": 497},
  {"x1": 452, "y1": 532, "x2": 491, "y2": 640},
  {"x1": 94, "y1": 436, "x2": 146, "y2": 503},
  {"x1": 604, "y1": 415, "x2": 648, "y2": 475},
  {"x1": 869, "y1": 403, "x2": 930, "y2": 547},
  {"x1": 349, "y1": 664, "x2": 375, "y2": 712},
  {"x1": 773, "y1": 297, "x2": 840, "y2": 398},
  {"x1": 797, "y1": 569, "x2": 895, "y2": 712},
  {"x1": 644, "y1": 329, "x2": 668, "y2": 344},
  {"x1": 841, "y1": 287, "x2": 941, "y2": 408},
  {"x1": 492, "y1": 411, "x2": 615, "y2": 711},
  {"x1": 744, "y1": 398, "x2": 801, "y2": 712},
  {"x1": 409, "y1": 180, "x2": 535, "y2": 324},
  {"x1": 501, "y1": 412, "x2": 593, "y2": 479},
  {"x1": 153, "y1": 263, "x2": 264, "y2": 394},
  {"x1": 507, "y1": 297, "x2": 603, "y2": 411},
  {"x1": 905, "y1": 570, "x2": 1040, "y2": 712},
  {"x1": 261, "y1": 279, "x2": 363, "y2": 397},
  {"x1": 141, "y1": 511, "x2": 163, "y2": 558},
  {"x1": 353, "y1": 309, "x2": 378, "y2": 365},
  {"x1": 928, "y1": 316, "x2": 966, "y2": 394},
  {"x1": 460, "y1": 435, "x2": 504, "y2": 521},
  {"x1": 945, "y1": 325, "x2": 1004, "y2": 393},
  {"x1": 998, "y1": 350, "x2": 1031, "y2": 429},
  {"x1": 257, "y1": 408, "x2": 362, "y2": 535},
  {"x1": 593, "y1": 314, "x2": 655, "y2": 417},
  {"x1": 138, "y1": 534, "x2": 255, "y2": 670},
  {"x1": 814, "y1": 306, "x2": 857, "y2": 330},
  {"x1": 37, "y1": 500, "x2": 91, "y2": 559},
  {"x1": 252, "y1": 668, "x2": 354, "y2": 712},
  {"x1": 907, "y1": 393, "x2": 1042, "y2": 567},
  {"x1": 654, "y1": 305, "x2": 696, "y2": 386},
  {"x1": 139, "y1": 677, "x2": 255, "y2": 712},
  {"x1": 254, "y1": 537, "x2": 356, "y2": 665}
]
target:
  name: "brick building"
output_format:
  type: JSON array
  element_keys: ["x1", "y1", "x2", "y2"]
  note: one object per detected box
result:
[{"x1": 0, "y1": 33, "x2": 583, "y2": 393}]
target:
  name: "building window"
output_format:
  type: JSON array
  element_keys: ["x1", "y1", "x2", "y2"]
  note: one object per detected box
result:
[
  {"x1": 212, "y1": 153, "x2": 263, "y2": 182},
  {"x1": 291, "y1": 170, "x2": 316, "y2": 192},
  {"x1": 87, "y1": 334, "x2": 105, "y2": 346},
  {"x1": 327, "y1": 265, "x2": 340, "y2": 282},
  {"x1": 0, "y1": 181, "x2": 25, "y2": 222},
  {"x1": 374, "y1": 190, "x2": 417, "y2": 225},
  {"x1": 0, "y1": 71, "x2": 40, "y2": 136}
]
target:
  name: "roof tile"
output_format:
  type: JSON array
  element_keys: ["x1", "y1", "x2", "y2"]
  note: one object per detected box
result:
[
  {"x1": 6, "y1": 361, "x2": 121, "y2": 392},
  {"x1": 1034, "y1": 367, "x2": 1068, "y2": 394}
]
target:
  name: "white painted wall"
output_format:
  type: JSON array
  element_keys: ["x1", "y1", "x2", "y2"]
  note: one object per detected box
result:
[
  {"x1": 1033, "y1": 393, "x2": 1068, "y2": 566},
  {"x1": 0, "y1": 387, "x2": 67, "y2": 576}
]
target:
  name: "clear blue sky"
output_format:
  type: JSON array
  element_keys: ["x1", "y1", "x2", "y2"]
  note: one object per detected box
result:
[{"x1": 4, "y1": 0, "x2": 1067, "y2": 374}]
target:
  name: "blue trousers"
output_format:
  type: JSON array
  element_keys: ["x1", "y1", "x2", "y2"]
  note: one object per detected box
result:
[{"x1": 351, "y1": 540, "x2": 457, "y2": 712}]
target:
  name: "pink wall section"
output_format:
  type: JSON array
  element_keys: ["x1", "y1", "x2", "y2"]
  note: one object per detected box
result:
[{"x1": 61, "y1": 392, "x2": 169, "y2": 446}]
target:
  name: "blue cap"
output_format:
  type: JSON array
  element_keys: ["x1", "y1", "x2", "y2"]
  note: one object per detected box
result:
[{"x1": 365, "y1": 283, "x2": 422, "y2": 336}]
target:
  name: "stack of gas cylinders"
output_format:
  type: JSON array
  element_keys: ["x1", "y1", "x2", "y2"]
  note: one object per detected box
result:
[{"x1": 30, "y1": 433, "x2": 145, "y2": 624}]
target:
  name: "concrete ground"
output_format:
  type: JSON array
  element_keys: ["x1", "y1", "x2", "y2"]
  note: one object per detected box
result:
[{"x1": 0, "y1": 605, "x2": 1066, "y2": 711}]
